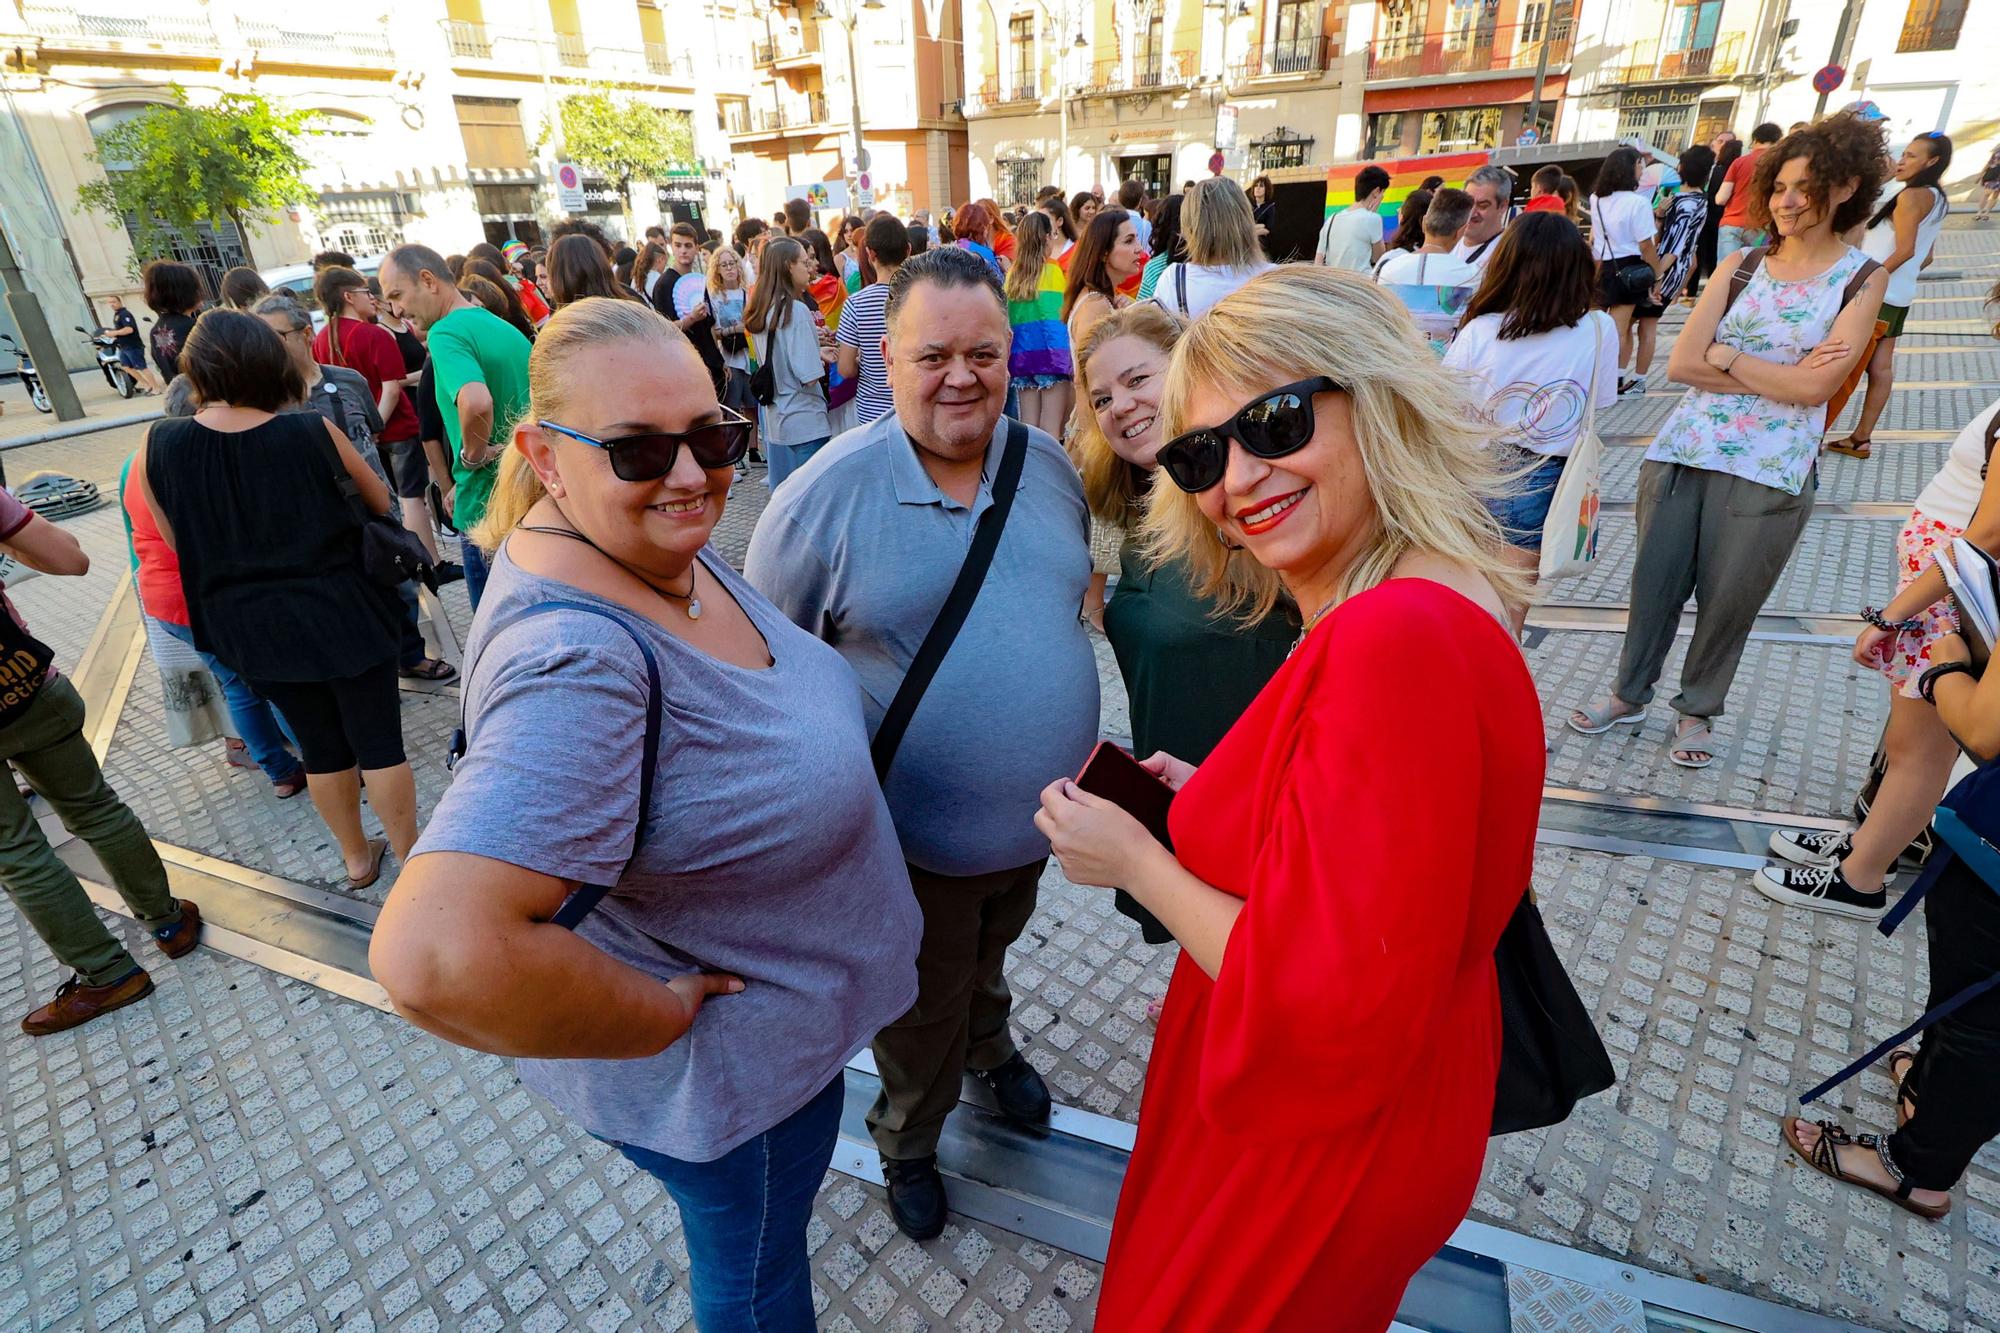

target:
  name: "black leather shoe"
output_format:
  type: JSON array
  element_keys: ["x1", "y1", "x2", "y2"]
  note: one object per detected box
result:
[
  {"x1": 881, "y1": 1155, "x2": 947, "y2": 1240},
  {"x1": 971, "y1": 1052, "x2": 1052, "y2": 1128}
]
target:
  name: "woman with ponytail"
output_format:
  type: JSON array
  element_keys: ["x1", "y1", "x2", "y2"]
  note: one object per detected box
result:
[{"x1": 372, "y1": 296, "x2": 920, "y2": 1333}]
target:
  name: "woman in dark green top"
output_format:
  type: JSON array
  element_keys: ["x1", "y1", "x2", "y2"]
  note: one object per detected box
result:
[{"x1": 1072, "y1": 304, "x2": 1296, "y2": 942}]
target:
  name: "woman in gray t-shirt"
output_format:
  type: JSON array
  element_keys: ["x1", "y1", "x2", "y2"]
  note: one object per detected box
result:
[{"x1": 371, "y1": 298, "x2": 920, "y2": 1333}]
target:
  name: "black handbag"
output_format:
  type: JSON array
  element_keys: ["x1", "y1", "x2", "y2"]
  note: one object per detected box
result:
[
  {"x1": 1490, "y1": 893, "x2": 1618, "y2": 1136},
  {"x1": 312, "y1": 428, "x2": 439, "y2": 592},
  {"x1": 719, "y1": 329, "x2": 749, "y2": 355}
]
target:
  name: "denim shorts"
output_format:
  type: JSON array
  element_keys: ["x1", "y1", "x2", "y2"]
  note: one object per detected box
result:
[{"x1": 1487, "y1": 449, "x2": 1570, "y2": 552}]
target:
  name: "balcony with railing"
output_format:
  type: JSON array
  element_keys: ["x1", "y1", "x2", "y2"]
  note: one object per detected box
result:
[
  {"x1": 1081, "y1": 49, "x2": 1197, "y2": 94},
  {"x1": 1366, "y1": 19, "x2": 1572, "y2": 82},
  {"x1": 966, "y1": 76, "x2": 1041, "y2": 113},
  {"x1": 753, "y1": 39, "x2": 779, "y2": 64},
  {"x1": 555, "y1": 31, "x2": 588, "y2": 67},
  {"x1": 644, "y1": 42, "x2": 692, "y2": 77},
  {"x1": 238, "y1": 19, "x2": 394, "y2": 63},
  {"x1": 444, "y1": 18, "x2": 493, "y2": 58},
  {"x1": 1231, "y1": 33, "x2": 1334, "y2": 81},
  {"x1": 22, "y1": 3, "x2": 219, "y2": 53},
  {"x1": 735, "y1": 93, "x2": 830, "y2": 136},
  {"x1": 1605, "y1": 31, "x2": 1745, "y2": 82},
  {"x1": 1897, "y1": 11, "x2": 1964, "y2": 52}
]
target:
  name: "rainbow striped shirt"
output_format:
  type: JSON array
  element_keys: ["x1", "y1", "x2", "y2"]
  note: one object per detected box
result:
[{"x1": 1008, "y1": 261, "x2": 1073, "y2": 380}]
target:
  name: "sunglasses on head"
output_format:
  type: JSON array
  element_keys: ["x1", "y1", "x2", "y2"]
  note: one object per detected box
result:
[
  {"x1": 537, "y1": 410, "x2": 754, "y2": 481},
  {"x1": 1157, "y1": 376, "x2": 1342, "y2": 493}
]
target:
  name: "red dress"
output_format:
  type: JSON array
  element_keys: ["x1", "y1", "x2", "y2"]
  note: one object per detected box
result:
[{"x1": 1094, "y1": 580, "x2": 1545, "y2": 1332}]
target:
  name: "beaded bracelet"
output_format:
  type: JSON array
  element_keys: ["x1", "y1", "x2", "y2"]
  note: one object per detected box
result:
[{"x1": 1862, "y1": 606, "x2": 1924, "y2": 633}]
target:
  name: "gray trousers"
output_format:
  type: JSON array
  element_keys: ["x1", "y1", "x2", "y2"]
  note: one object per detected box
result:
[{"x1": 1613, "y1": 460, "x2": 1816, "y2": 720}]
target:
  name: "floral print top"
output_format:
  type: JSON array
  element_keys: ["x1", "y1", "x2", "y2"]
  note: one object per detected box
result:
[{"x1": 1646, "y1": 245, "x2": 1871, "y2": 496}]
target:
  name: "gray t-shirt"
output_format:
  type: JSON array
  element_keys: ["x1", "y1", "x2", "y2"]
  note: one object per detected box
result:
[
  {"x1": 413, "y1": 544, "x2": 921, "y2": 1162},
  {"x1": 745, "y1": 411, "x2": 1100, "y2": 876}
]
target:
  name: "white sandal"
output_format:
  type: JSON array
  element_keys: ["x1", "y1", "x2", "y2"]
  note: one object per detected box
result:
[{"x1": 1669, "y1": 715, "x2": 1715, "y2": 769}]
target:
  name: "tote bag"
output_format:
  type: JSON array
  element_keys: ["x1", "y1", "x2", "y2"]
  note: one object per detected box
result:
[{"x1": 1536, "y1": 311, "x2": 1610, "y2": 582}]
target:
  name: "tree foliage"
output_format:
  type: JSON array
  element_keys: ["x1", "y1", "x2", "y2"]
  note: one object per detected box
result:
[
  {"x1": 545, "y1": 91, "x2": 697, "y2": 187},
  {"x1": 78, "y1": 86, "x2": 322, "y2": 267}
]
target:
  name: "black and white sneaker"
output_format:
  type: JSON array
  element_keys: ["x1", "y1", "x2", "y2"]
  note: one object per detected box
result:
[
  {"x1": 1767, "y1": 828, "x2": 1854, "y2": 869},
  {"x1": 1618, "y1": 375, "x2": 1646, "y2": 396},
  {"x1": 1751, "y1": 864, "x2": 1889, "y2": 920}
]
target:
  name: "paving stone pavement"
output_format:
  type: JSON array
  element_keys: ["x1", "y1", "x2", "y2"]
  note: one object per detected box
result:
[{"x1": 0, "y1": 916, "x2": 1103, "y2": 1333}]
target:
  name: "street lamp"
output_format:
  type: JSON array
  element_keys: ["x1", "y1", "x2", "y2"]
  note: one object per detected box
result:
[{"x1": 822, "y1": 0, "x2": 883, "y2": 212}]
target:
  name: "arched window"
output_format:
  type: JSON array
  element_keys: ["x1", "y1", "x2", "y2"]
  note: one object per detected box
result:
[{"x1": 85, "y1": 100, "x2": 248, "y2": 280}]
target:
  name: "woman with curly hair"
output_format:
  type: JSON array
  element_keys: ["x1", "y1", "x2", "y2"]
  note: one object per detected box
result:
[{"x1": 1569, "y1": 111, "x2": 1888, "y2": 772}]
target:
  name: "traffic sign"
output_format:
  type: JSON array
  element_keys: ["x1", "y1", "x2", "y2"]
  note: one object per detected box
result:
[
  {"x1": 1813, "y1": 64, "x2": 1845, "y2": 95},
  {"x1": 1208, "y1": 150, "x2": 1225, "y2": 175},
  {"x1": 1517, "y1": 127, "x2": 1540, "y2": 146},
  {"x1": 555, "y1": 162, "x2": 585, "y2": 213},
  {"x1": 857, "y1": 172, "x2": 872, "y2": 192}
]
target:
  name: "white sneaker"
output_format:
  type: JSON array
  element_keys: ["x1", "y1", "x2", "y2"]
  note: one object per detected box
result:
[{"x1": 1767, "y1": 828, "x2": 1853, "y2": 869}]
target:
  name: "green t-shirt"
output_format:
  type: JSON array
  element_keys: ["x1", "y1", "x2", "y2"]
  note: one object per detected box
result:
[{"x1": 428, "y1": 304, "x2": 532, "y2": 529}]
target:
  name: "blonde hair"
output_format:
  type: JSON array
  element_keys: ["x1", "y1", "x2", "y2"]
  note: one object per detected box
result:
[
  {"x1": 1183, "y1": 178, "x2": 1262, "y2": 269},
  {"x1": 1071, "y1": 303, "x2": 1184, "y2": 530},
  {"x1": 1004, "y1": 211, "x2": 1055, "y2": 304},
  {"x1": 706, "y1": 245, "x2": 746, "y2": 296},
  {"x1": 471, "y1": 298, "x2": 690, "y2": 552},
  {"x1": 1143, "y1": 267, "x2": 1529, "y2": 620}
]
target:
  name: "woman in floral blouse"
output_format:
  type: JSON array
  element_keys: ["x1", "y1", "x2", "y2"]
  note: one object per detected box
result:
[{"x1": 1568, "y1": 112, "x2": 1888, "y2": 769}]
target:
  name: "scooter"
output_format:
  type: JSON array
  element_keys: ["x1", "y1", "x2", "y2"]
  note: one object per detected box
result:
[
  {"x1": 77, "y1": 325, "x2": 139, "y2": 399},
  {"x1": 0, "y1": 334, "x2": 49, "y2": 414}
]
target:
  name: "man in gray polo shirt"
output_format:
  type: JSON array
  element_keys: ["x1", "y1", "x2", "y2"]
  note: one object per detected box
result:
[{"x1": 746, "y1": 246, "x2": 1098, "y2": 1240}]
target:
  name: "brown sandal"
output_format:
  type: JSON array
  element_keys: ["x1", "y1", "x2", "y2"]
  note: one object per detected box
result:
[
  {"x1": 1782, "y1": 1117, "x2": 1949, "y2": 1220},
  {"x1": 1887, "y1": 1048, "x2": 1918, "y2": 1124},
  {"x1": 345, "y1": 838, "x2": 390, "y2": 891},
  {"x1": 1826, "y1": 435, "x2": 1873, "y2": 459}
]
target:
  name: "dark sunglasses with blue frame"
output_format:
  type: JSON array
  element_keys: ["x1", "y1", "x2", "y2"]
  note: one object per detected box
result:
[
  {"x1": 1157, "y1": 375, "x2": 1343, "y2": 494},
  {"x1": 537, "y1": 408, "x2": 754, "y2": 481}
]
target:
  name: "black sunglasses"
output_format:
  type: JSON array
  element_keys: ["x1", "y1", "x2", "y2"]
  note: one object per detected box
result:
[
  {"x1": 537, "y1": 409, "x2": 753, "y2": 481},
  {"x1": 1157, "y1": 376, "x2": 1342, "y2": 493}
]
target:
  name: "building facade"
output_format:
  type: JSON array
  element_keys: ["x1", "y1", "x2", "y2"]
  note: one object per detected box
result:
[
  {"x1": 717, "y1": 0, "x2": 970, "y2": 226},
  {"x1": 0, "y1": 0, "x2": 727, "y2": 366}
]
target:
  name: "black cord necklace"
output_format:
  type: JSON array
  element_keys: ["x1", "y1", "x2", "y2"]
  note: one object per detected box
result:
[{"x1": 517, "y1": 523, "x2": 703, "y2": 620}]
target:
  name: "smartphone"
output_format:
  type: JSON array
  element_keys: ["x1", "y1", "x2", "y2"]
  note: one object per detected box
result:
[{"x1": 1074, "y1": 741, "x2": 1174, "y2": 849}]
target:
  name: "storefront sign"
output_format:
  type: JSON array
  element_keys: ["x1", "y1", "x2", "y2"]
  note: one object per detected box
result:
[
  {"x1": 656, "y1": 181, "x2": 707, "y2": 206},
  {"x1": 1617, "y1": 86, "x2": 1702, "y2": 111}
]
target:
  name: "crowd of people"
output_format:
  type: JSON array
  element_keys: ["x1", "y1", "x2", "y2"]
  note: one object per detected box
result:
[{"x1": 3, "y1": 105, "x2": 1996, "y2": 1330}]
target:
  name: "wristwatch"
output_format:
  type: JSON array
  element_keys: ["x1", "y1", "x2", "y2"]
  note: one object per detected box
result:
[{"x1": 1918, "y1": 660, "x2": 1976, "y2": 703}]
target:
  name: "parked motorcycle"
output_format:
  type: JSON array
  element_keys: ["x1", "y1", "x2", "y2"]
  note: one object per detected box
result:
[
  {"x1": 0, "y1": 334, "x2": 49, "y2": 414},
  {"x1": 77, "y1": 325, "x2": 139, "y2": 400}
]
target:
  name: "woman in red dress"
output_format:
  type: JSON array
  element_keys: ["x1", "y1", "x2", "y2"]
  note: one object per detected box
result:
[{"x1": 1038, "y1": 267, "x2": 1546, "y2": 1331}]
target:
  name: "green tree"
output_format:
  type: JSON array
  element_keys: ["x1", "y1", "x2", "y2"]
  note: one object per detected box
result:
[
  {"x1": 545, "y1": 91, "x2": 697, "y2": 217},
  {"x1": 78, "y1": 86, "x2": 322, "y2": 268}
]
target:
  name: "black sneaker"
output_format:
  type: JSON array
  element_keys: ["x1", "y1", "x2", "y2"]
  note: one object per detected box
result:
[
  {"x1": 880, "y1": 1155, "x2": 947, "y2": 1240},
  {"x1": 1751, "y1": 864, "x2": 1889, "y2": 920},
  {"x1": 969, "y1": 1052, "x2": 1051, "y2": 1128},
  {"x1": 1767, "y1": 828, "x2": 1853, "y2": 869},
  {"x1": 434, "y1": 560, "x2": 465, "y2": 586}
]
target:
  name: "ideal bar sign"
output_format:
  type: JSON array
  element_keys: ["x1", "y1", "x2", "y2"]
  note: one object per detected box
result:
[{"x1": 1618, "y1": 86, "x2": 1703, "y2": 110}]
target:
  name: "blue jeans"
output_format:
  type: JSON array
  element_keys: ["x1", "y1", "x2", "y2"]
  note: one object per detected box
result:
[
  {"x1": 460, "y1": 536, "x2": 490, "y2": 613},
  {"x1": 766, "y1": 437, "x2": 829, "y2": 491},
  {"x1": 1487, "y1": 450, "x2": 1570, "y2": 551},
  {"x1": 157, "y1": 619, "x2": 301, "y2": 783},
  {"x1": 613, "y1": 1073, "x2": 843, "y2": 1333}
]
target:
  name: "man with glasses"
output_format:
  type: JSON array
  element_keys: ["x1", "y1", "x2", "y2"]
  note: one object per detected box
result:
[
  {"x1": 745, "y1": 246, "x2": 1098, "y2": 1242},
  {"x1": 380, "y1": 244, "x2": 533, "y2": 611}
]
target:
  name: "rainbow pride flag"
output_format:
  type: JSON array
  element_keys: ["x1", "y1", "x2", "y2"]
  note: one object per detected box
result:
[{"x1": 1325, "y1": 150, "x2": 1492, "y2": 221}]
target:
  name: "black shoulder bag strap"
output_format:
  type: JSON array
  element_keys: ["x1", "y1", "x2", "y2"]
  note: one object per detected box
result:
[
  {"x1": 1721, "y1": 245, "x2": 1767, "y2": 316},
  {"x1": 310, "y1": 420, "x2": 371, "y2": 526},
  {"x1": 448, "y1": 600, "x2": 664, "y2": 929},
  {"x1": 872, "y1": 418, "x2": 1030, "y2": 781},
  {"x1": 1174, "y1": 261, "x2": 1188, "y2": 315}
]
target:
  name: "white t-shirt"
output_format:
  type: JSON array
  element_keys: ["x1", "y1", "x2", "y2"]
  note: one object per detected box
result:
[
  {"x1": 1450, "y1": 232, "x2": 1502, "y2": 273},
  {"x1": 1318, "y1": 206, "x2": 1384, "y2": 272},
  {"x1": 1915, "y1": 399, "x2": 2000, "y2": 528},
  {"x1": 1374, "y1": 249, "x2": 1481, "y2": 288},
  {"x1": 1588, "y1": 191, "x2": 1657, "y2": 260},
  {"x1": 1154, "y1": 262, "x2": 1274, "y2": 319},
  {"x1": 1862, "y1": 185, "x2": 1948, "y2": 308},
  {"x1": 1443, "y1": 310, "x2": 1620, "y2": 458}
]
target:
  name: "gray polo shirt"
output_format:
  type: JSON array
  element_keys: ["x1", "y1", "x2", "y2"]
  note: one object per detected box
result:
[{"x1": 745, "y1": 410, "x2": 1100, "y2": 877}]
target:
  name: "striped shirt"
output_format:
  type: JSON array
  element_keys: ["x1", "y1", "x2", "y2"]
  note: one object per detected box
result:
[
  {"x1": 836, "y1": 283, "x2": 895, "y2": 425},
  {"x1": 1008, "y1": 262, "x2": 1073, "y2": 381}
]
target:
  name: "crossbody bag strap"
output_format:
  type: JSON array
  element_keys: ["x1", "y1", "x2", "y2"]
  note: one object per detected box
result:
[
  {"x1": 1174, "y1": 260, "x2": 1188, "y2": 314},
  {"x1": 308, "y1": 417, "x2": 371, "y2": 526},
  {"x1": 1722, "y1": 246, "x2": 1767, "y2": 316},
  {"x1": 447, "y1": 599, "x2": 664, "y2": 930},
  {"x1": 1841, "y1": 256, "x2": 1884, "y2": 308},
  {"x1": 872, "y1": 419, "x2": 1031, "y2": 781}
]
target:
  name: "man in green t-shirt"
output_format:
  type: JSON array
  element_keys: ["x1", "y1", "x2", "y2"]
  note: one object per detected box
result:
[{"x1": 380, "y1": 243, "x2": 532, "y2": 610}]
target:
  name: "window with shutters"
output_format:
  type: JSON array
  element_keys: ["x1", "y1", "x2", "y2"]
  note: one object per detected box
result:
[{"x1": 455, "y1": 96, "x2": 530, "y2": 171}]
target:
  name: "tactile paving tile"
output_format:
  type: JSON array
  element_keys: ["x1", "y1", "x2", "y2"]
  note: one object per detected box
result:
[
  {"x1": 1550, "y1": 511, "x2": 1897, "y2": 617},
  {"x1": 1533, "y1": 632, "x2": 1886, "y2": 819},
  {"x1": 1474, "y1": 847, "x2": 2000, "y2": 1331},
  {"x1": 5, "y1": 505, "x2": 130, "y2": 670},
  {"x1": 1505, "y1": 1267, "x2": 1646, "y2": 1332},
  {"x1": 1600, "y1": 443, "x2": 1947, "y2": 508},
  {"x1": 0, "y1": 916, "x2": 1103, "y2": 1333}
]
